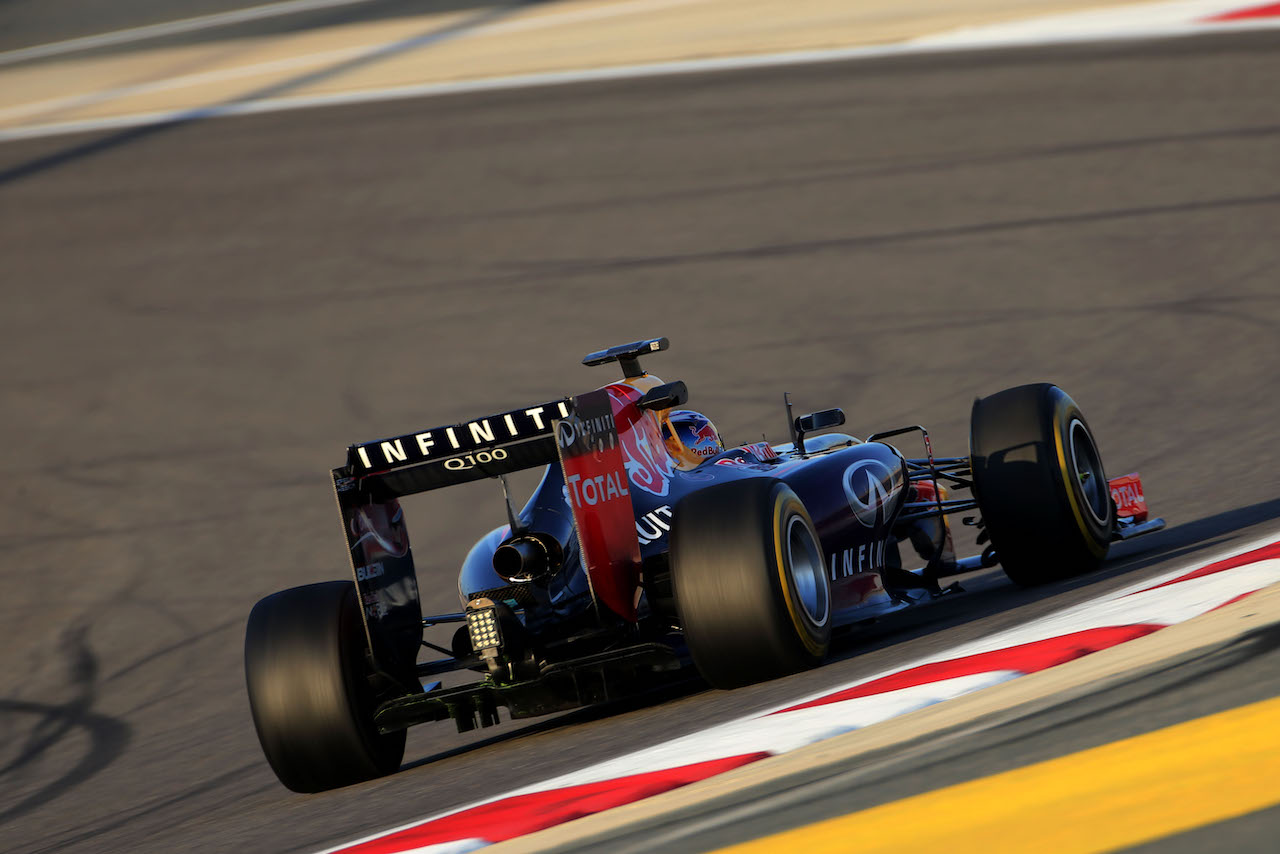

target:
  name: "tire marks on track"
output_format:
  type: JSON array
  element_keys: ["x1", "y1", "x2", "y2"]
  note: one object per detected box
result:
[{"x1": 0, "y1": 627, "x2": 132, "y2": 827}]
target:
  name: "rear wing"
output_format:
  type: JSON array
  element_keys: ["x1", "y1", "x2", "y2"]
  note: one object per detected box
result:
[
  {"x1": 334, "y1": 397, "x2": 573, "y2": 500},
  {"x1": 331, "y1": 397, "x2": 571, "y2": 688}
]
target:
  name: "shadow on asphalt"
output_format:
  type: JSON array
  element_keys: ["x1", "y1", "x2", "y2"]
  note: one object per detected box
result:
[{"x1": 398, "y1": 674, "x2": 708, "y2": 774}]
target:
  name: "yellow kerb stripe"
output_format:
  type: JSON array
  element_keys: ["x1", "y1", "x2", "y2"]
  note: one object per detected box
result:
[{"x1": 714, "y1": 695, "x2": 1280, "y2": 854}]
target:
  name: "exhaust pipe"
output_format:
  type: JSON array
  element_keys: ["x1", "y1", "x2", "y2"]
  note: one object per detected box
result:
[{"x1": 493, "y1": 534, "x2": 561, "y2": 583}]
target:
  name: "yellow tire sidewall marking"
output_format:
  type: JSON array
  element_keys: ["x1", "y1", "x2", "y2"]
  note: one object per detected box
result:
[
  {"x1": 773, "y1": 490, "x2": 826, "y2": 658},
  {"x1": 1052, "y1": 400, "x2": 1105, "y2": 558}
]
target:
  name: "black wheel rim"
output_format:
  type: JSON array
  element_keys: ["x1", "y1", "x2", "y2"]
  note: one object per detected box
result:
[{"x1": 1068, "y1": 418, "x2": 1108, "y2": 524}]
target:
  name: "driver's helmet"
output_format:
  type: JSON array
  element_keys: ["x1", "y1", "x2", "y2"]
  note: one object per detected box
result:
[{"x1": 662, "y1": 409, "x2": 724, "y2": 470}]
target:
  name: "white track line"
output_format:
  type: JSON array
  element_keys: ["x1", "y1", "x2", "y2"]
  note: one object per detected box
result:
[
  {"x1": 0, "y1": 43, "x2": 965, "y2": 144},
  {"x1": 915, "y1": 0, "x2": 1279, "y2": 47},
  {"x1": 0, "y1": 0, "x2": 703, "y2": 69},
  {"x1": 0, "y1": 0, "x2": 382, "y2": 67},
  {"x1": 0, "y1": 46, "x2": 369, "y2": 123},
  {"x1": 3, "y1": 2, "x2": 1278, "y2": 146},
  {"x1": 476, "y1": 0, "x2": 707, "y2": 37},
  {"x1": 0, "y1": 0, "x2": 709, "y2": 126}
]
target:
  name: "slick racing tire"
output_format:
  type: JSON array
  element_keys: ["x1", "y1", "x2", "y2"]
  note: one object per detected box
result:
[
  {"x1": 670, "y1": 479, "x2": 832, "y2": 689},
  {"x1": 245, "y1": 581, "x2": 406, "y2": 792},
  {"x1": 970, "y1": 384, "x2": 1114, "y2": 586}
]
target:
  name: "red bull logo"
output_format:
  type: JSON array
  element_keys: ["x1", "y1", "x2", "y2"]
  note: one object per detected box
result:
[
  {"x1": 690, "y1": 420, "x2": 718, "y2": 444},
  {"x1": 668, "y1": 409, "x2": 722, "y2": 462},
  {"x1": 606, "y1": 385, "x2": 675, "y2": 497}
]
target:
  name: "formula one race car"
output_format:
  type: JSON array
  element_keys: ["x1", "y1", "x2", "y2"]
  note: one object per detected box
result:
[{"x1": 244, "y1": 338, "x2": 1163, "y2": 792}]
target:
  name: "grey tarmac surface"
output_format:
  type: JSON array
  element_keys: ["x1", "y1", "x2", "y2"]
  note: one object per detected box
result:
[{"x1": 1, "y1": 28, "x2": 1279, "y2": 854}]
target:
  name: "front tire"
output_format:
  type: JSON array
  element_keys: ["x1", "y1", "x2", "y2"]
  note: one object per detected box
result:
[
  {"x1": 670, "y1": 479, "x2": 831, "y2": 689},
  {"x1": 245, "y1": 581, "x2": 406, "y2": 792},
  {"x1": 970, "y1": 384, "x2": 1113, "y2": 586}
]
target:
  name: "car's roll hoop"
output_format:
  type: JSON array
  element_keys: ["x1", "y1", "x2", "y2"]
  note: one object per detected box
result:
[{"x1": 582, "y1": 337, "x2": 669, "y2": 378}]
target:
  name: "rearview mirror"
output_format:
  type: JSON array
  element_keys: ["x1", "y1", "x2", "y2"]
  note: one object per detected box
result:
[
  {"x1": 795, "y1": 408, "x2": 846, "y2": 434},
  {"x1": 637, "y1": 380, "x2": 689, "y2": 412}
]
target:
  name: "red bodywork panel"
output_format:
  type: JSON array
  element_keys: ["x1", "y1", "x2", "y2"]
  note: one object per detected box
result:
[
  {"x1": 556, "y1": 388, "x2": 645, "y2": 621},
  {"x1": 1108, "y1": 472, "x2": 1148, "y2": 522}
]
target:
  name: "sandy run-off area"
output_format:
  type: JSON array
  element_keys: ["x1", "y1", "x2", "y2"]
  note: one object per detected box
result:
[{"x1": 0, "y1": 0, "x2": 1193, "y2": 135}]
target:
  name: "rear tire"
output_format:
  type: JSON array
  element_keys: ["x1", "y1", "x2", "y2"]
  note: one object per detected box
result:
[
  {"x1": 970, "y1": 384, "x2": 1113, "y2": 586},
  {"x1": 245, "y1": 581, "x2": 406, "y2": 792},
  {"x1": 670, "y1": 479, "x2": 831, "y2": 689}
]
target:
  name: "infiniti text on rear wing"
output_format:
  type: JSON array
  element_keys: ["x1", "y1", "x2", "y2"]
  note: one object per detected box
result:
[{"x1": 334, "y1": 397, "x2": 573, "y2": 500}]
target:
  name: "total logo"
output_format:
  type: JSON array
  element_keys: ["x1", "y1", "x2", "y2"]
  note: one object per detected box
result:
[
  {"x1": 842, "y1": 458, "x2": 902, "y2": 528},
  {"x1": 1111, "y1": 481, "x2": 1145, "y2": 509},
  {"x1": 565, "y1": 471, "x2": 629, "y2": 509}
]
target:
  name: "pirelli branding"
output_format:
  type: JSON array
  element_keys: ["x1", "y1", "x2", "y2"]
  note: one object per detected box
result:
[{"x1": 350, "y1": 398, "x2": 572, "y2": 473}]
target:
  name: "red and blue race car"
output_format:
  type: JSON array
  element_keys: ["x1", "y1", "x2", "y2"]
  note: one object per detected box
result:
[{"x1": 244, "y1": 337, "x2": 1163, "y2": 792}]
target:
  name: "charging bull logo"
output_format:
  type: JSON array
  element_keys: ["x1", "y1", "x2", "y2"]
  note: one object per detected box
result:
[
  {"x1": 686, "y1": 419, "x2": 722, "y2": 458},
  {"x1": 691, "y1": 421, "x2": 718, "y2": 443},
  {"x1": 606, "y1": 385, "x2": 675, "y2": 497},
  {"x1": 843, "y1": 459, "x2": 901, "y2": 528}
]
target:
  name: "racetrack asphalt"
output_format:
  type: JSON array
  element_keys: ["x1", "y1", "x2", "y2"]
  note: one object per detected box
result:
[{"x1": 1, "y1": 28, "x2": 1279, "y2": 854}]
